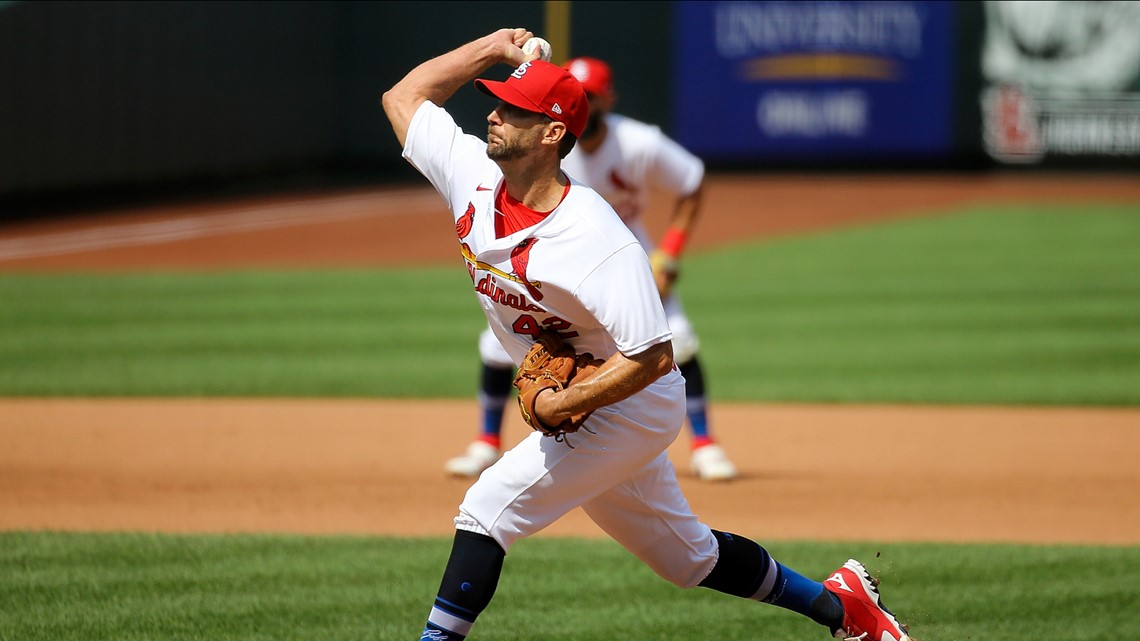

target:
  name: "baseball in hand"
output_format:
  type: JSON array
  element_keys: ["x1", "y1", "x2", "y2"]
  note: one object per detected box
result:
[{"x1": 522, "y1": 37, "x2": 552, "y2": 62}]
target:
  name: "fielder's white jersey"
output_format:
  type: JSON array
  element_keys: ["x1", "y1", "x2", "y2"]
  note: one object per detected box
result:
[
  {"x1": 403, "y1": 100, "x2": 679, "y2": 369},
  {"x1": 562, "y1": 113, "x2": 704, "y2": 252}
]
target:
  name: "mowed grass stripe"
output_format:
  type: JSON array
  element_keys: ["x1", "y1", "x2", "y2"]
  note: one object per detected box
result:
[
  {"x1": 0, "y1": 269, "x2": 484, "y2": 397},
  {"x1": 0, "y1": 204, "x2": 1136, "y2": 403},
  {"x1": 1, "y1": 532, "x2": 1138, "y2": 641},
  {"x1": 684, "y1": 205, "x2": 1140, "y2": 404}
]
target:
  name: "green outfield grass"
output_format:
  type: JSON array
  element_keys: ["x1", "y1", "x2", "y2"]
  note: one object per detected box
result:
[
  {"x1": 684, "y1": 205, "x2": 1140, "y2": 405},
  {"x1": 0, "y1": 204, "x2": 1137, "y2": 403},
  {"x1": 2, "y1": 204, "x2": 1138, "y2": 641},
  {"x1": 2, "y1": 532, "x2": 1137, "y2": 641}
]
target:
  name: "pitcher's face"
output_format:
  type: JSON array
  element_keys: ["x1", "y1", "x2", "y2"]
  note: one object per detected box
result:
[{"x1": 487, "y1": 101, "x2": 549, "y2": 161}]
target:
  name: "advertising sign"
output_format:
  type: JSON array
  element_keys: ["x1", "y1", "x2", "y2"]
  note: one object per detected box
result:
[
  {"x1": 673, "y1": 1, "x2": 956, "y2": 162},
  {"x1": 980, "y1": 1, "x2": 1140, "y2": 164}
]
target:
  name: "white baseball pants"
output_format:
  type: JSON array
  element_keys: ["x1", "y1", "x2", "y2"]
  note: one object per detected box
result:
[{"x1": 454, "y1": 372, "x2": 719, "y2": 588}]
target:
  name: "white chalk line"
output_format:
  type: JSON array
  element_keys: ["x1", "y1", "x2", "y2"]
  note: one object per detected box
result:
[{"x1": 0, "y1": 190, "x2": 445, "y2": 261}]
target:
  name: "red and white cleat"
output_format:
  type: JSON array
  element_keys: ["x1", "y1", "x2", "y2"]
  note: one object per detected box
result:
[{"x1": 824, "y1": 559, "x2": 912, "y2": 641}]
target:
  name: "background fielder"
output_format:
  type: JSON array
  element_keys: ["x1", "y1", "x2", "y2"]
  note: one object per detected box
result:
[
  {"x1": 447, "y1": 56, "x2": 739, "y2": 483},
  {"x1": 382, "y1": 27, "x2": 912, "y2": 641}
]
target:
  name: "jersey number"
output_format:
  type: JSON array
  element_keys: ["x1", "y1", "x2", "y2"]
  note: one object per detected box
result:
[{"x1": 512, "y1": 314, "x2": 579, "y2": 339}]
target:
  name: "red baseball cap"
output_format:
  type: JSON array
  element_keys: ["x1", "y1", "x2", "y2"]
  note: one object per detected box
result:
[
  {"x1": 563, "y1": 57, "x2": 613, "y2": 97},
  {"x1": 475, "y1": 60, "x2": 589, "y2": 138}
]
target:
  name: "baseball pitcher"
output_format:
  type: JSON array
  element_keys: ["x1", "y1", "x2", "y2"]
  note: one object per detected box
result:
[
  {"x1": 449, "y1": 56, "x2": 738, "y2": 483},
  {"x1": 381, "y1": 27, "x2": 912, "y2": 641}
]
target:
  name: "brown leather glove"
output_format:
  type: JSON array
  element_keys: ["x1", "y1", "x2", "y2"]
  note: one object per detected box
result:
[{"x1": 514, "y1": 331, "x2": 603, "y2": 438}]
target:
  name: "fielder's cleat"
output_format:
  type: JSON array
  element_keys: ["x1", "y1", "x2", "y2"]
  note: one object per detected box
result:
[
  {"x1": 690, "y1": 443, "x2": 738, "y2": 482},
  {"x1": 824, "y1": 559, "x2": 911, "y2": 641},
  {"x1": 443, "y1": 440, "x2": 500, "y2": 477}
]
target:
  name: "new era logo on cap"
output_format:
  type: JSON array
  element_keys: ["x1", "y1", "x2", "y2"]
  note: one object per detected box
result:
[{"x1": 475, "y1": 60, "x2": 588, "y2": 137}]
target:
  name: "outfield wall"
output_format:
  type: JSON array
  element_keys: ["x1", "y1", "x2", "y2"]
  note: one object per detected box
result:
[{"x1": 1, "y1": 1, "x2": 1136, "y2": 214}]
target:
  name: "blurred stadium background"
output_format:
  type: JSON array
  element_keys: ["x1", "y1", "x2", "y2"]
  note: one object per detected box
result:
[
  {"x1": 1, "y1": 5, "x2": 1138, "y2": 640},
  {"x1": 1, "y1": 0, "x2": 1137, "y2": 218}
]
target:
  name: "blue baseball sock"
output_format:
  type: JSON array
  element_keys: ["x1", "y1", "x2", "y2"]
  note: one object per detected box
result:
[
  {"x1": 764, "y1": 564, "x2": 829, "y2": 616},
  {"x1": 687, "y1": 398, "x2": 710, "y2": 440},
  {"x1": 679, "y1": 358, "x2": 712, "y2": 442},
  {"x1": 478, "y1": 363, "x2": 514, "y2": 444},
  {"x1": 699, "y1": 530, "x2": 842, "y2": 630},
  {"x1": 479, "y1": 401, "x2": 505, "y2": 442}
]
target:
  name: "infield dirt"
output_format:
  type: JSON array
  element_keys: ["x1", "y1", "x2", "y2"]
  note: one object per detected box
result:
[{"x1": 2, "y1": 174, "x2": 1138, "y2": 544}]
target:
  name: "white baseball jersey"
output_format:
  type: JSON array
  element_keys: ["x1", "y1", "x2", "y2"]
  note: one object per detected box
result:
[
  {"x1": 562, "y1": 112, "x2": 705, "y2": 253},
  {"x1": 558, "y1": 112, "x2": 706, "y2": 363},
  {"x1": 402, "y1": 100, "x2": 716, "y2": 586},
  {"x1": 481, "y1": 113, "x2": 705, "y2": 369},
  {"x1": 403, "y1": 101, "x2": 674, "y2": 364}
]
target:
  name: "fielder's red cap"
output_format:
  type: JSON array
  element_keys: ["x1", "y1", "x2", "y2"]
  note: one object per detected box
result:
[
  {"x1": 475, "y1": 60, "x2": 589, "y2": 138},
  {"x1": 563, "y1": 57, "x2": 613, "y2": 97}
]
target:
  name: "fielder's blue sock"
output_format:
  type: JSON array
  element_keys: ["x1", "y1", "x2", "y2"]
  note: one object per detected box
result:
[
  {"x1": 479, "y1": 399, "x2": 505, "y2": 441},
  {"x1": 686, "y1": 398, "x2": 710, "y2": 440},
  {"x1": 478, "y1": 363, "x2": 514, "y2": 441},
  {"x1": 679, "y1": 358, "x2": 711, "y2": 440}
]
